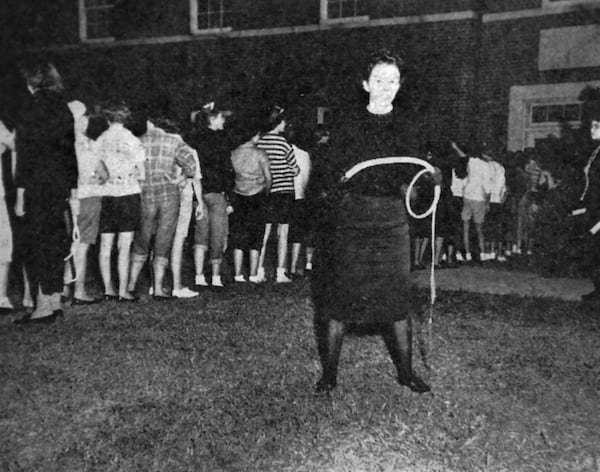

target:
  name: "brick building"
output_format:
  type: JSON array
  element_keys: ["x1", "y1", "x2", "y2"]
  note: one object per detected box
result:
[{"x1": 2, "y1": 0, "x2": 600, "y2": 152}]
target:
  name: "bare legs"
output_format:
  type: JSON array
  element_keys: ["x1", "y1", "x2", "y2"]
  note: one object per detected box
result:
[{"x1": 99, "y1": 232, "x2": 135, "y2": 299}]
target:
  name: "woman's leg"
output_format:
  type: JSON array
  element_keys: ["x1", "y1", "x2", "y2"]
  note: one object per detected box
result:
[
  {"x1": 117, "y1": 231, "x2": 134, "y2": 299},
  {"x1": 233, "y1": 249, "x2": 244, "y2": 278},
  {"x1": 249, "y1": 249, "x2": 259, "y2": 278},
  {"x1": 171, "y1": 189, "x2": 193, "y2": 291},
  {"x1": 315, "y1": 318, "x2": 345, "y2": 392},
  {"x1": 258, "y1": 223, "x2": 272, "y2": 280},
  {"x1": 99, "y1": 233, "x2": 117, "y2": 296},
  {"x1": 0, "y1": 262, "x2": 13, "y2": 308},
  {"x1": 276, "y1": 223, "x2": 291, "y2": 283},
  {"x1": 381, "y1": 319, "x2": 430, "y2": 393},
  {"x1": 72, "y1": 242, "x2": 92, "y2": 300}
]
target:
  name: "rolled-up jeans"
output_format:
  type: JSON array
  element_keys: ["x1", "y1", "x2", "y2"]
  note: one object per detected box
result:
[
  {"x1": 132, "y1": 194, "x2": 180, "y2": 260},
  {"x1": 195, "y1": 192, "x2": 228, "y2": 263}
]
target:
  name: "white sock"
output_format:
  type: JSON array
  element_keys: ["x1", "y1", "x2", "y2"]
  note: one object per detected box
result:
[
  {"x1": 212, "y1": 275, "x2": 223, "y2": 287},
  {"x1": 195, "y1": 274, "x2": 208, "y2": 286}
]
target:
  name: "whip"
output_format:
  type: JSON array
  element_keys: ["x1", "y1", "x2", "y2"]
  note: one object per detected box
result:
[{"x1": 342, "y1": 156, "x2": 441, "y2": 363}]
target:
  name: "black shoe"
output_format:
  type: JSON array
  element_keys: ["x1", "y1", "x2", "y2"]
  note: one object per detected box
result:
[
  {"x1": 152, "y1": 294, "x2": 173, "y2": 301},
  {"x1": 14, "y1": 310, "x2": 63, "y2": 325},
  {"x1": 398, "y1": 374, "x2": 431, "y2": 394},
  {"x1": 581, "y1": 290, "x2": 600, "y2": 302},
  {"x1": 103, "y1": 294, "x2": 119, "y2": 302},
  {"x1": 118, "y1": 295, "x2": 138, "y2": 303},
  {"x1": 72, "y1": 297, "x2": 102, "y2": 306},
  {"x1": 315, "y1": 377, "x2": 337, "y2": 394}
]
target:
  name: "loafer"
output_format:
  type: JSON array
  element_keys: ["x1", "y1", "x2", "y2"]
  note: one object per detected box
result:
[
  {"x1": 72, "y1": 297, "x2": 102, "y2": 306},
  {"x1": 103, "y1": 294, "x2": 119, "y2": 301},
  {"x1": 398, "y1": 374, "x2": 431, "y2": 394},
  {"x1": 14, "y1": 310, "x2": 63, "y2": 325},
  {"x1": 152, "y1": 294, "x2": 173, "y2": 301},
  {"x1": 118, "y1": 295, "x2": 138, "y2": 303}
]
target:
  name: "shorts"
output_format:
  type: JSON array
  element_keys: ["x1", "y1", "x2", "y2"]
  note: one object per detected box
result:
[
  {"x1": 462, "y1": 198, "x2": 487, "y2": 224},
  {"x1": 77, "y1": 197, "x2": 102, "y2": 244},
  {"x1": 229, "y1": 193, "x2": 267, "y2": 251},
  {"x1": 265, "y1": 193, "x2": 294, "y2": 225},
  {"x1": 289, "y1": 199, "x2": 309, "y2": 243},
  {"x1": 99, "y1": 194, "x2": 141, "y2": 234}
]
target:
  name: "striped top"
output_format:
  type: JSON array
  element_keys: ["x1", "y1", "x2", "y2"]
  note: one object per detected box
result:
[{"x1": 256, "y1": 132, "x2": 298, "y2": 194}]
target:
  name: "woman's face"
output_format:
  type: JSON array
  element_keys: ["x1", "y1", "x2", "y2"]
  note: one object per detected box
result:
[
  {"x1": 362, "y1": 62, "x2": 401, "y2": 108},
  {"x1": 210, "y1": 112, "x2": 225, "y2": 131},
  {"x1": 591, "y1": 120, "x2": 600, "y2": 141}
]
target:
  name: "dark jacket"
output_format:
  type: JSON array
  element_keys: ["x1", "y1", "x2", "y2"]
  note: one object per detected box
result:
[
  {"x1": 15, "y1": 89, "x2": 77, "y2": 198},
  {"x1": 186, "y1": 127, "x2": 235, "y2": 200}
]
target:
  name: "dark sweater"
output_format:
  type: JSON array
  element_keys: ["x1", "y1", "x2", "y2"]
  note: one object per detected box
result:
[
  {"x1": 323, "y1": 105, "x2": 420, "y2": 199},
  {"x1": 186, "y1": 127, "x2": 235, "y2": 199},
  {"x1": 15, "y1": 90, "x2": 77, "y2": 198}
]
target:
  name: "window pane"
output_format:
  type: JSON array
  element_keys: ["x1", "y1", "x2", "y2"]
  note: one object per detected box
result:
[
  {"x1": 328, "y1": 0, "x2": 359, "y2": 19},
  {"x1": 548, "y1": 104, "x2": 563, "y2": 122},
  {"x1": 531, "y1": 105, "x2": 547, "y2": 123},
  {"x1": 198, "y1": 0, "x2": 232, "y2": 29},
  {"x1": 563, "y1": 104, "x2": 581, "y2": 121}
]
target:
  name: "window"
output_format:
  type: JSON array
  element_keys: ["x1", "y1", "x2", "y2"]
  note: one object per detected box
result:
[
  {"x1": 507, "y1": 81, "x2": 600, "y2": 151},
  {"x1": 530, "y1": 103, "x2": 583, "y2": 124},
  {"x1": 320, "y1": 0, "x2": 368, "y2": 23},
  {"x1": 190, "y1": 0, "x2": 233, "y2": 34},
  {"x1": 79, "y1": 0, "x2": 114, "y2": 41}
]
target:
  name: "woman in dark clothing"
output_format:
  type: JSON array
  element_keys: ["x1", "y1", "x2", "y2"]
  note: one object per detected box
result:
[
  {"x1": 312, "y1": 49, "x2": 437, "y2": 394},
  {"x1": 186, "y1": 102, "x2": 235, "y2": 289},
  {"x1": 13, "y1": 63, "x2": 78, "y2": 324}
]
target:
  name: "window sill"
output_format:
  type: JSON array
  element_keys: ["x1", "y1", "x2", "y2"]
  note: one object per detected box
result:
[
  {"x1": 191, "y1": 26, "x2": 233, "y2": 35},
  {"x1": 320, "y1": 15, "x2": 369, "y2": 25}
]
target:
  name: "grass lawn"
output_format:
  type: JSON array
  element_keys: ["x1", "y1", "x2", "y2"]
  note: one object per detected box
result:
[{"x1": 1, "y1": 280, "x2": 599, "y2": 471}]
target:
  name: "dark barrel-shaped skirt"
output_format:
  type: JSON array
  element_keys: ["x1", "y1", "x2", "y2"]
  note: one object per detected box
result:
[{"x1": 312, "y1": 192, "x2": 416, "y2": 324}]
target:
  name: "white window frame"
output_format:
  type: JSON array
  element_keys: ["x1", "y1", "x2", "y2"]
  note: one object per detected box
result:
[
  {"x1": 319, "y1": 0, "x2": 369, "y2": 24},
  {"x1": 542, "y1": 0, "x2": 600, "y2": 8},
  {"x1": 78, "y1": 0, "x2": 115, "y2": 43},
  {"x1": 190, "y1": 0, "x2": 233, "y2": 35}
]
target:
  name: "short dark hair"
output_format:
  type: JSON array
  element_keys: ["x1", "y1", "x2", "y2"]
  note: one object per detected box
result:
[
  {"x1": 259, "y1": 105, "x2": 286, "y2": 133},
  {"x1": 363, "y1": 49, "x2": 404, "y2": 81},
  {"x1": 21, "y1": 62, "x2": 63, "y2": 92},
  {"x1": 103, "y1": 101, "x2": 131, "y2": 124},
  {"x1": 151, "y1": 117, "x2": 181, "y2": 135},
  {"x1": 85, "y1": 114, "x2": 109, "y2": 141}
]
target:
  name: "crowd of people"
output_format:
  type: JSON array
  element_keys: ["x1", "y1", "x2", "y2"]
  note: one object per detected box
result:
[
  {"x1": 2, "y1": 49, "x2": 599, "y2": 394},
  {"x1": 0, "y1": 61, "x2": 335, "y2": 323},
  {"x1": 0, "y1": 60, "x2": 570, "y2": 324}
]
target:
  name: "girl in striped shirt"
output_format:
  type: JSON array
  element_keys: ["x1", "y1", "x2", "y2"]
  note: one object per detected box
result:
[{"x1": 256, "y1": 106, "x2": 299, "y2": 283}]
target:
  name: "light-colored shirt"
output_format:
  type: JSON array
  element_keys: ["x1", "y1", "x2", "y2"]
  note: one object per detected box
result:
[
  {"x1": 463, "y1": 157, "x2": 492, "y2": 202},
  {"x1": 139, "y1": 127, "x2": 197, "y2": 203},
  {"x1": 96, "y1": 123, "x2": 146, "y2": 197},
  {"x1": 488, "y1": 160, "x2": 506, "y2": 204},
  {"x1": 231, "y1": 141, "x2": 270, "y2": 196},
  {"x1": 292, "y1": 145, "x2": 311, "y2": 200}
]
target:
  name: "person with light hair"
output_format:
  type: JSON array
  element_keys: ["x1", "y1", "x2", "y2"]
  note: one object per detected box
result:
[
  {"x1": 62, "y1": 100, "x2": 108, "y2": 304},
  {"x1": 96, "y1": 102, "x2": 146, "y2": 302}
]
